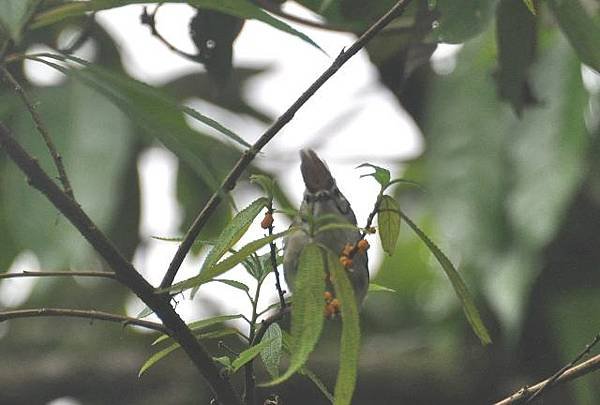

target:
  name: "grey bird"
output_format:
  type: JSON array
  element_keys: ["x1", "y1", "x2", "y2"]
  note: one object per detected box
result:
[{"x1": 283, "y1": 149, "x2": 369, "y2": 306}]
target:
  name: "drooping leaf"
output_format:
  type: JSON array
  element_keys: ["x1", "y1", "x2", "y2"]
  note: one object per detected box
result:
[
  {"x1": 327, "y1": 251, "x2": 360, "y2": 405},
  {"x1": 399, "y1": 210, "x2": 492, "y2": 345},
  {"x1": 250, "y1": 174, "x2": 275, "y2": 200},
  {"x1": 210, "y1": 279, "x2": 250, "y2": 293},
  {"x1": 231, "y1": 336, "x2": 276, "y2": 373},
  {"x1": 357, "y1": 163, "x2": 391, "y2": 188},
  {"x1": 367, "y1": 283, "x2": 396, "y2": 293},
  {"x1": 32, "y1": 0, "x2": 323, "y2": 52},
  {"x1": 262, "y1": 243, "x2": 325, "y2": 386},
  {"x1": 299, "y1": 367, "x2": 334, "y2": 404},
  {"x1": 496, "y1": 0, "x2": 538, "y2": 115},
  {"x1": 166, "y1": 227, "x2": 287, "y2": 294},
  {"x1": 139, "y1": 342, "x2": 180, "y2": 376},
  {"x1": 377, "y1": 195, "x2": 401, "y2": 255},
  {"x1": 0, "y1": 0, "x2": 41, "y2": 42},
  {"x1": 260, "y1": 323, "x2": 283, "y2": 378},
  {"x1": 546, "y1": 0, "x2": 600, "y2": 72},
  {"x1": 153, "y1": 314, "x2": 242, "y2": 345}
]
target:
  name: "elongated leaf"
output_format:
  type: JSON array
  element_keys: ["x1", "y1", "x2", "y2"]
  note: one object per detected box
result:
[
  {"x1": 378, "y1": 195, "x2": 401, "y2": 255},
  {"x1": 0, "y1": 0, "x2": 41, "y2": 42},
  {"x1": 28, "y1": 53, "x2": 249, "y2": 147},
  {"x1": 211, "y1": 278, "x2": 250, "y2": 293},
  {"x1": 328, "y1": 251, "x2": 360, "y2": 405},
  {"x1": 139, "y1": 343, "x2": 180, "y2": 376},
  {"x1": 260, "y1": 323, "x2": 283, "y2": 378},
  {"x1": 196, "y1": 197, "x2": 268, "y2": 282},
  {"x1": 152, "y1": 314, "x2": 242, "y2": 345},
  {"x1": 357, "y1": 163, "x2": 390, "y2": 188},
  {"x1": 521, "y1": 0, "x2": 536, "y2": 14},
  {"x1": 547, "y1": 0, "x2": 600, "y2": 72},
  {"x1": 166, "y1": 228, "x2": 286, "y2": 294},
  {"x1": 399, "y1": 210, "x2": 492, "y2": 345},
  {"x1": 368, "y1": 283, "x2": 396, "y2": 293},
  {"x1": 262, "y1": 243, "x2": 325, "y2": 386},
  {"x1": 299, "y1": 367, "x2": 334, "y2": 404},
  {"x1": 231, "y1": 337, "x2": 276, "y2": 373},
  {"x1": 32, "y1": 0, "x2": 322, "y2": 52}
]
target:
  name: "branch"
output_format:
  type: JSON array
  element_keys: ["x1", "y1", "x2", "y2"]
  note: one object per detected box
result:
[
  {"x1": 266, "y1": 204, "x2": 286, "y2": 308},
  {"x1": 160, "y1": 0, "x2": 414, "y2": 290},
  {"x1": 0, "y1": 66, "x2": 75, "y2": 200},
  {"x1": 495, "y1": 336, "x2": 600, "y2": 405},
  {"x1": 140, "y1": 6, "x2": 198, "y2": 62},
  {"x1": 0, "y1": 308, "x2": 168, "y2": 334},
  {"x1": 0, "y1": 121, "x2": 241, "y2": 405},
  {"x1": 0, "y1": 270, "x2": 116, "y2": 279}
]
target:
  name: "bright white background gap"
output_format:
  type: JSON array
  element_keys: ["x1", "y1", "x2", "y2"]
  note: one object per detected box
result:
[{"x1": 20, "y1": 3, "x2": 463, "y2": 336}]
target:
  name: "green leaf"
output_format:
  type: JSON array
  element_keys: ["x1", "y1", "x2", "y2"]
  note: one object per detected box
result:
[
  {"x1": 153, "y1": 314, "x2": 243, "y2": 345},
  {"x1": 262, "y1": 243, "x2": 325, "y2": 386},
  {"x1": 357, "y1": 163, "x2": 390, "y2": 188},
  {"x1": 166, "y1": 228, "x2": 287, "y2": 294},
  {"x1": 28, "y1": 54, "x2": 250, "y2": 149},
  {"x1": 260, "y1": 323, "x2": 283, "y2": 378},
  {"x1": 521, "y1": 0, "x2": 536, "y2": 15},
  {"x1": 0, "y1": 0, "x2": 41, "y2": 42},
  {"x1": 433, "y1": 0, "x2": 496, "y2": 43},
  {"x1": 547, "y1": 0, "x2": 600, "y2": 72},
  {"x1": 210, "y1": 278, "x2": 250, "y2": 293},
  {"x1": 250, "y1": 174, "x2": 275, "y2": 200},
  {"x1": 399, "y1": 210, "x2": 492, "y2": 345},
  {"x1": 299, "y1": 367, "x2": 334, "y2": 404},
  {"x1": 192, "y1": 197, "x2": 268, "y2": 291},
  {"x1": 327, "y1": 251, "x2": 360, "y2": 405},
  {"x1": 496, "y1": 0, "x2": 538, "y2": 115},
  {"x1": 139, "y1": 342, "x2": 180, "y2": 376},
  {"x1": 32, "y1": 0, "x2": 322, "y2": 52},
  {"x1": 367, "y1": 283, "x2": 396, "y2": 293},
  {"x1": 377, "y1": 195, "x2": 401, "y2": 255},
  {"x1": 231, "y1": 336, "x2": 276, "y2": 373}
]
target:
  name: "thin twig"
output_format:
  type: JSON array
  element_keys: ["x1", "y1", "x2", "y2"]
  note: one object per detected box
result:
[
  {"x1": 267, "y1": 204, "x2": 286, "y2": 308},
  {"x1": 140, "y1": 6, "x2": 198, "y2": 62},
  {"x1": 0, "y1": 121, "x2": 241, "y2": 405},
  {"x1": 0, "y1": 308, "x2": 168, "y2": 334},
  {"x1": 0, "y1": 66, "x2": 75, "y2": 200},
  {"x1": 0, "y1": 270, "x2": 116, "y2": 279},
  {"x1": 253, "y1": 305, "x2": 291, "y2": 346},
  {"x1": 495, "y1": 335, "x2": 600, "y2": 405},
  {"x1": 160, "y1": 0, "x2": 414, "y2": 290}
]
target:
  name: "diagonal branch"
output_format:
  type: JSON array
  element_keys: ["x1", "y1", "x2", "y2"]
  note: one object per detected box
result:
[
  {"x1": 0, "y1": 66, "x2": 75, "y2": 200},
  {"x1": 0, "y1": 308, "x2": 168, "y2": 334},
  {"x1": 494, "y1": 338, "x2": 600, "y2": 405},
  {"x1": 160, "y1": 0, "x2": 414, "y2": 290},
  {"x1": 0, "y1": 121, "x2": 241, "y2": 405}
]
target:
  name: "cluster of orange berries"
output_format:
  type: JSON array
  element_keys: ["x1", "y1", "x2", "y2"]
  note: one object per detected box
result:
[
  {"x1": 339, "y1": 239, "x2": 370, "y2": 269},
  {"x1": 323, "y1": 291, "x2": 340, "y2": 318}
]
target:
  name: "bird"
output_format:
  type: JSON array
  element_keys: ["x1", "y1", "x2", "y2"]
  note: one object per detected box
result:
[{"x1": 283, "y1": 149, "x2": 369, "y2": 309}]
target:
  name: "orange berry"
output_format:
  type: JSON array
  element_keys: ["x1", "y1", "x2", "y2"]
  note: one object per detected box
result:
[
  {"x1": 340, "y1": 256, "x2": 353, "y2": 268},
  {"x1": 324, "y1": 303, "x2": 335, "y2": 318},
  {"x1": 342, "y1": 243, "x2": 354, "y2": 257},
  {"x1": 260, "y1": 212, "x2": 274, "y2": 229},
  {"x1": 357, "y1": 239, "x2": 370, "y2": 253},
  {"x1": 324, "y1": 291, "x2": 333, "y2": 302},
  {"x1": 330, "y1": 298, "x2": 341, "y2": 313}
]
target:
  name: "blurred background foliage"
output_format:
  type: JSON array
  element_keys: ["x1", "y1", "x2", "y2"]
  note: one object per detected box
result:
[{"x1": 0, "y1": 0, "x2": 599, "y2": 404}]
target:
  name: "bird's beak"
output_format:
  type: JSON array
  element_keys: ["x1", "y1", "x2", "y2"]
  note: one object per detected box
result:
[{"x1": 300, "y1": 149, "x2": 334, "y2": 192}]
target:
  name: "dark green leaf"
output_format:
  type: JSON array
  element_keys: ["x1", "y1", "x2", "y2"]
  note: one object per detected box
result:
[
  {"x1": 32, "y1": 0, "x2": 323, "y2": 52},
  {"x1": 260, "y1": 323, "x2": 283, "y2": 378},
  {"x1": 399, "y1": 210, "x2": 492, "y2": 345},
  {"x1": 210, "y1": 279, "x2": 250, "y2": 293},
  {"x1": 262, "y1": 243, "x2": 325, "y2": 386},
  {"x1": 231, "y1": 337, "x2": 276, "y2": 373},
  {"x1": 357, "y1": 163, "x2": 390, "y2": 188},
  {"x1": 328, "y1": 251, "x2": 360, "y2": 405},
  {"x1": 547, "y1": 0, "x2": 600, "y2": 72},
  {"x1": 0, "y1": 0, "x2": 41, "y2": 42},
  {"x1": 521, "y1": 0, "x2": 536, "y2": 14},
  {"x1": 378, "y1": 195, "x2": 401, "y2": 255},
  {"x1": 496, "y1": 0, "x2": 538, "y2": 115}
]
